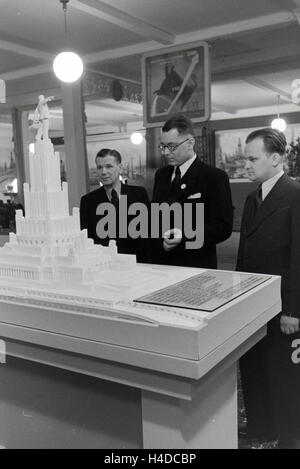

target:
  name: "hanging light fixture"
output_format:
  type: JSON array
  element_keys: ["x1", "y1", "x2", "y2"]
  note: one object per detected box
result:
[
  {"x1": 130, "y1": 132, "x2": 144, "y2": 145},
  {"x1": 271, "y1": 94, "x2": 286, "y2": 133},
  {"x1": 53, "y1": 0, "x2": 83, "y2": 83},
  {"x1": 29, "y1": 143, "x2": 35, "y2": 153}
]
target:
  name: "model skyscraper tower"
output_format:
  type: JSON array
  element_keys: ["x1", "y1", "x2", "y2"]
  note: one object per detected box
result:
[{"x1": 0, "y1": 140, "x2": 136, "y2": 287}]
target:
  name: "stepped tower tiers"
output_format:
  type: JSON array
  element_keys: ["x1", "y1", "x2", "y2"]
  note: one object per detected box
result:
[{"x1": 0, "y1": 140, "x2": 136, "y2": 288}]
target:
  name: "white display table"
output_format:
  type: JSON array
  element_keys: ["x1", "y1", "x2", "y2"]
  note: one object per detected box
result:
[{"x1": 0, "y1": 265, "x2": 281, "y2": 449}]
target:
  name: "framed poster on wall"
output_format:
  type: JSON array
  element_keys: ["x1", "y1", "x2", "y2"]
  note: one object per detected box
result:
[{"x1": 142, "y1": 41, "x2": 211, "y2": 128}]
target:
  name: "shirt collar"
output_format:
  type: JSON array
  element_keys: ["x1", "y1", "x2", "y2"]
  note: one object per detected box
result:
[
  {"x1": 174, "y1": 154, "x2": 197, "y2": 178},
  {"x1": 261, "y1": 170, "x2": 284, "y2": 200}
]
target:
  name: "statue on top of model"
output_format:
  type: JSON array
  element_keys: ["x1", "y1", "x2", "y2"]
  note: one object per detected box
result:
[{"x1": 33, "y1": 95, "x2": 55, "y2": 142}]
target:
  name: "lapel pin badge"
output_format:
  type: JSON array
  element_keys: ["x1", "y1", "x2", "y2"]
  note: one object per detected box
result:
[{"x1": 181, "y1": 184, "x2": 186, "y2": 190}]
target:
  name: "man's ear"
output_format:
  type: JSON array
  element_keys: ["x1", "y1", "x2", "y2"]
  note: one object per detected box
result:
[
  {"x1": 272, "y1": 152, "x2": 281, "y2": 167},
  {"x1": 189, "y1": 137, "x2": 195, "y2": 148}
]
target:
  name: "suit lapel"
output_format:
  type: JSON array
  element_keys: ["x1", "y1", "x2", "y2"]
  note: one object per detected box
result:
[
  {"x1": 122, "y1": 182, "x2": 144, "y2": 204},
  {"x1": 246, "y1": 174, "x2": 287, "y2": 236},
  {"x1": 100, "y1": 186, "x2": 109, "y2": 202},
  {"x1": 158, "y1": 166, "x2": 174, "y2": 201},
  {"x1": 180, "y1": 157, "x2": 202, "y2": 185},
  {"x1": 157, "y1": 157, "x2": 203, "y2": 202}
]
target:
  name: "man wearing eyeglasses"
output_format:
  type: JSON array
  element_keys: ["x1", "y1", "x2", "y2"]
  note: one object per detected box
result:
[{"x1": 151, "y1": 114, "x2": 233, "y2": 268}]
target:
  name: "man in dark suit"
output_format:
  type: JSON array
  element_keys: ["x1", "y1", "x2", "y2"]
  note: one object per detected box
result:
[
  {"x1": 151, "y1": 114, "x2": 233, "y2": 268},
  {"x1": 237, "y1": 128, "x2": 300, "y2": 449},
  {"x1": 80, "y1": 148, "x2": 149, "y2": 262}
]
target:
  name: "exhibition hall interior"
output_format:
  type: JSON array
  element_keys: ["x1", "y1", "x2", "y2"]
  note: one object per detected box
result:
[{"x1": 0, "y1": 0, "x2": 299, "y2": 449}]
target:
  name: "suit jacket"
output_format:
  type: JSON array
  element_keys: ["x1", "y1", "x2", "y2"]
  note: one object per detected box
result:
[
  {"x1": 80, "y1": 183, "x2": 149, "y2": 262},
  {"x1": 237, "y1": 174, "x2": 300, "y2": 442},
  {"x1": 151, "y1": 157, "x2": 233, "y2": 268},
  {"x1": 236, "y1": 173, "x2": 300, "y2": 318}
]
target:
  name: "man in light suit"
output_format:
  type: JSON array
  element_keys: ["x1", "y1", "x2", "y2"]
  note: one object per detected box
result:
[
  {"x1": 151, "y1": 114, "x2": 233, "y2": 268},
  {"x1": 80, "y1": 148, "x2": 149, "y2": 262},
  {"x1": 237, "y1": 128, "x2": 300, "y2": 449}
]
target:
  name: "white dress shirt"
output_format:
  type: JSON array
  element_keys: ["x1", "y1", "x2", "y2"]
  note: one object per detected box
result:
[
  {"x1": 171, "y1": 154, "x2": 197, "y2": 181},
  {"x1": 261, "y1": 170, "x2": 284, "y2": 201}
]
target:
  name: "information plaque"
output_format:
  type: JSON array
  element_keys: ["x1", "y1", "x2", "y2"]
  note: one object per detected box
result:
[{"x1": 134, "y1": 270, "x2": 272, "y2": 312}]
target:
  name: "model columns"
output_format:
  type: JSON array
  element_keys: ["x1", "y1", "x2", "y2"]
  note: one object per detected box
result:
[{"x1": 61, "y1": 81, "x2": 89, "y2": 212}]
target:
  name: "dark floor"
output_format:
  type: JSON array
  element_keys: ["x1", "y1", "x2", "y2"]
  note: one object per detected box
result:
[
  {"x1": 218, "y1": 235, "x2": 279, "y2": 449},
  {"x1": 237, "y1": 369, "x2": 278, "y2": 449}
]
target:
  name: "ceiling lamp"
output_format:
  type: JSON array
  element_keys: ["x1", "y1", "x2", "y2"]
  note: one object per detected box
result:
[
  {"x1": 29, "y1": 143, "x2": 35, "y2": 153},
  {"x1": 130, "y1": 132, "x2": 144, "y2": 145},
  {"x1": 53, "y1": 0, "x2": 83, "y2": 83},
  {"x1": 271, "y1": 94, "x2": 286, "y2": 133}
]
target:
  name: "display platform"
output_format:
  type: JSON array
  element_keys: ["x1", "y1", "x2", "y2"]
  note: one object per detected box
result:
[{"x1": 0, "y1": 265, "x2": 281, "y2": 449}]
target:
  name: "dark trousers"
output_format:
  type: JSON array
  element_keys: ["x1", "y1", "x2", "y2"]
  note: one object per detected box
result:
[{"x1": 240, "y1": 315, "x2": 300, "y2": 447}]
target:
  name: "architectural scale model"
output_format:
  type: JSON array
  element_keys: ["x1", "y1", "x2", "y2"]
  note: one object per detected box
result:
[
  {"x1": 0, "y1": 140, "x2": 138, "y2": 290},
  {"x1": 0, "y1": 126, "x2": 281, "y2": 366},
  {"x1": 0, "y1": 134, "x2": 201, "y2": 328}
]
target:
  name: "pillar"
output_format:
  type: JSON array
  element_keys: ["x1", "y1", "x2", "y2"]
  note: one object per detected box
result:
[{"x1": 61, "y1": 81, "x2": 89, "y2": 212}]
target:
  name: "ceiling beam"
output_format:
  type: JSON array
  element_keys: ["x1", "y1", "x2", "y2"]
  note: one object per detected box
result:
[
  {"x1": 84, "y1": 11, "x2": 297, "y2": 64},
  {"x1": 212, "y1": 43, "x2": 300, "y2": 76},
  {"x1": 88, "y1": 99, "x2": 142, "y2": 113},
  {"x1": 213, "y1": 57, "x2": 300, "y2": 82},
  {"x1": 86, "y1": 67, "x2": 141, "y2": 85},
  {"x1": 84, "y1": 40, "x2": 158, "y2": 64},
  {"x1": 71, "y1": 0, "x2": 174, "y2": 45},
  {"x1": 1, "y1": 64, "x2": 51, "y2": 81},
  {"x1": 2, "y1": 10, "x2": 298, "y2": 81},
  {"x1": 0, "y1": 38, "x2": 52, "y2": 61},
  {"x1": 174, "y1": 11, "x2": 295, "y2": 44},
  {"x1": 211, "y1": 104, "x2": 237, "y2": 115},
  {"x1": 242, "y1": 77, "x2": 294, "y2": 102}
]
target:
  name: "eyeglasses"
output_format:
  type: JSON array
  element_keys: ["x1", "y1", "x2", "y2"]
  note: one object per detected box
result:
[{"x1": 158, "y1": 138, "x2": 191, "y2": 153}]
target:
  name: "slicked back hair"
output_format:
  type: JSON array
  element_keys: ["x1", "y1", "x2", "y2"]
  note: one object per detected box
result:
[
  {"x1": 95, "y1": 148, "x2": 122, "y2": 164},
  {"x1": 245, "y1": 128, "x2": 287, "y2": 156},
  {"x1": 162, "y1": 114, "x2": 195, "y2": 137}
]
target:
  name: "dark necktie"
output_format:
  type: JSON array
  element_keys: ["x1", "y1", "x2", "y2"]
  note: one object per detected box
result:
[
  {"x1": 171, "y1": 166, "x2": 181, "y2": 191},
  {"x1": 255, "y1": 184, "x2": 263, "y2": 210},
  {"x1": 110, "y1": 189, "x2": 119, "y2": 241},
  {"x1": 110, "y1": 189, "x2": 119, "y2": 209}
]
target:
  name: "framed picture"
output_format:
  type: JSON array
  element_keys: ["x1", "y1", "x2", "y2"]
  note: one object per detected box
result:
[
  {"x1": 215, "y1": 127, "x2": 257, "y2": 182},
  {"x1": 215, "y1": 124, "x2": 300, "y2": 181},
  {"x1": 215, "y1": 124, "x2": 300, "y2": 231},
  {"x1": 142, "y1": 41, "x2": 211, "y2": 128}
]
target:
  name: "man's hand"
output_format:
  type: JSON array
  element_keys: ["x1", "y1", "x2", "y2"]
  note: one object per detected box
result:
[
  {"x1": 163, "y1": 228, "x2": 182, "y2": 252},
  {"x1": 280, "y1": 315, "x2": 300, "y2": 335}
]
